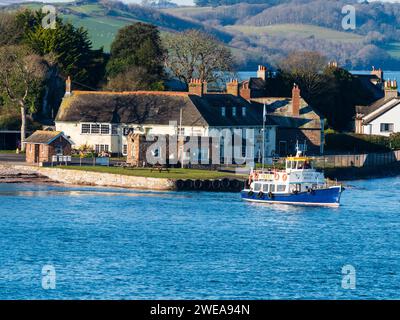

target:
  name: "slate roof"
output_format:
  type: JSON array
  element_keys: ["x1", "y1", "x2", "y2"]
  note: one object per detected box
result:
[
  {"x1": 354, "y1": 74, "x2": 384, "y2": 101},
  {"x1": 24, "y1": 130, "x2": 67, "y2": 144},
  {"x1": 56, "y1": 91, "x2": 276, "y2": 127},
  {"x1": 358, "y1": 97, "x2": 400, "y2": 124},
  {"x1": 250, "y1": 97, "x2": 322, "y2": 129}
]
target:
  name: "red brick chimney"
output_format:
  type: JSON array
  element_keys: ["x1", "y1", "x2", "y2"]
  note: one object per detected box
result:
[
  {"x1": 257, "y1": 65, "x2": 267, "y2": 81},
  {"x1": 371, "y1": 66, "x2": 383, "y2": 81},
  {"x1": 188, "y1": 79, "x2": 207, "y2": 96},
  {"x1": 65, "y1": 76, "x2": 71, "y2": 96},
  {"x1": 226, "y1": 79, "x2": 239, "y2": 96},
  {"x1": 291, "y1": 84, "x2": 301, "y2": 117},
  {"x1": 384, "y1": 79, "x2": 398, "y2": 100},
  {"x1": 239, "y1": 81, "x2": 251, "y2": 100}
]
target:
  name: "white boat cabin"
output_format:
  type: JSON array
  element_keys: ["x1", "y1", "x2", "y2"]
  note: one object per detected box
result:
[{"x1": 248, "y1": 155, "x2": 325, "y2": 194}]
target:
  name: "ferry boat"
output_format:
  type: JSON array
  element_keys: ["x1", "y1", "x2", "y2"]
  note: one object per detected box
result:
[{"x1": 241, "y1": 152, "x2": 343, "y2": 207}]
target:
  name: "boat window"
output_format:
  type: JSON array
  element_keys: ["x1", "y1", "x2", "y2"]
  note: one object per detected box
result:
[
  {"x1": 304, "y1": 161, "x2": 312, "y2": 169},
  {"x1": 277, "y1": 185, "x2": 286, "y2": 192},
  {"x1": 254, "y1": 183, "x2": 262, "y2": 192},
  {"x1": 262, "y1": 184, "x2": 269, "y2": 192},
  {"x1": 270, "y1": 184, "x2": 276, "y2": 192},
  {"x1": 297, "y1": 161, "x2": 304, "y2": 169}
]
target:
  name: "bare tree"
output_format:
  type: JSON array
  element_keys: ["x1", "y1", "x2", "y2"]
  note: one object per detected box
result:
[
  {"x1": 0, "y1": 12, "x2": 23, "y2": 46},
  {"x1": 164, "y1": 30, "x2": 235, "y2": 86},
  {"x1": 0, "y1": 46, "x2": 48, "y2": 151},
  {"x1": 105, "y1": 66, "x2": 162, "y2": 91},
  {"x1": 278, "y1": 51, "x2": 329, "y2": 100}
]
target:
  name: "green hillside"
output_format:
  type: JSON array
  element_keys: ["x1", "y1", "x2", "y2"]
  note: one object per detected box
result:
[
  {"x1": 15, "y1": 2, "x2": 231, "y2": 52},
  {"x1": 225, "y1": 24, "x2": 364, "y2": 44},
  {"x1": 5, "y1": 1, "x2": 400, "y2": 69}
]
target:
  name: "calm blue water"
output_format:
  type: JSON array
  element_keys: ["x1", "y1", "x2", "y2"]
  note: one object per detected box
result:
[{"x1": 0, "y1": 178, "x2": 399, "y2": 300}]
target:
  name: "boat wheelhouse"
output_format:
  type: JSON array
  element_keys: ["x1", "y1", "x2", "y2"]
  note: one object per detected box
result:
[{"x1": 241, "y1": 152, "x2": 343, "y2": 207}]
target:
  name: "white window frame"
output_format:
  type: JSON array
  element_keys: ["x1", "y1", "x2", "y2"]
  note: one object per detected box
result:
[
  {"x1": 91, "y1": 124, "x2": 100, "y2": 134},
  {"x1": 81, "y1": 123, "x2": 90, "y2": 134},
  {"x1": 100, "y1": 124, "x2": 110, "y2": 135},
  {"x1": 380, "y1": 123, "x2": 394, "y2": 133}
]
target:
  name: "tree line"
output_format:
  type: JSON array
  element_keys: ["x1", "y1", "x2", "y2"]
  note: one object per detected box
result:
[{"x1": 0, "y1": 9, "x2": 234, "y2": 150}]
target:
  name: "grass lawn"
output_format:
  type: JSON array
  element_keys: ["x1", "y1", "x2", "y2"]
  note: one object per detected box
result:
[
  {"x1": 225, "y1": 24, "x2": 364, "y2": 43},
  {"x1": 0, "y1": 150, "x2": 17, "y2": 154},
  {"x1": 57, "y1": 166, "x2": 245, "y2": 180}
]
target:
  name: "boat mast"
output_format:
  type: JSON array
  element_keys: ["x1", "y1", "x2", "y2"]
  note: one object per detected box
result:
[{"x1": 262, "y1": 103, "x2": 266, "y2": 171}]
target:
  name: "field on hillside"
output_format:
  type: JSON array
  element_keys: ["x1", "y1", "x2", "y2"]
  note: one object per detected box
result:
[
  {"x1": 385, "y1": 42, "x2": 400, "y2": 59},
  {"x1": 225, "y1": 24, "x2": 364, "y2": 43},
  {"x1": 62, "y1": 14, "x2": 130, "y2": 51}
]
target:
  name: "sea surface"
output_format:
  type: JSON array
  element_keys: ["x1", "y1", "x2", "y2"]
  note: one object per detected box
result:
[
  {"x1": 0, "y1": 177, "x2": 399, "y2": 300},
  {"x1": 238, "y1": 70, "x2": 400, "y2": 81}
]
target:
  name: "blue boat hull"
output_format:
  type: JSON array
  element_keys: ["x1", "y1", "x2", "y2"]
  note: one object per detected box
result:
[{"x1": 241, "y1": 186, "x2": 342, "y2": 207}]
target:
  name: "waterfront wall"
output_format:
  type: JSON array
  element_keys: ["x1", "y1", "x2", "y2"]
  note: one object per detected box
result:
[
  {"x1": 311, "y1": 150, "x2": 400, "y2": 168},
  {"x1": 0, "y1": 164, "x2": 175, "y2": 190}
]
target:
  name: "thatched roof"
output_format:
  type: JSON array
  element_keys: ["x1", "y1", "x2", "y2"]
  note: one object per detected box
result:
[{"x1": 56, "y1": 91, "x2": 276, "y2": 127}]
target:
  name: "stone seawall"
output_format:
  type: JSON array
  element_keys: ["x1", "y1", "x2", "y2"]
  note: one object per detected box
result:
[{"x1": 0, "y1": 164, "x2": 175, "y2": 190}]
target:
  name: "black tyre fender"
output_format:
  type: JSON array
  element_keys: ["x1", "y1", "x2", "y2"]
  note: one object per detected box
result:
[
  {"x1": 257, "y1": 191, "x2": 264, "y2": 199},
  {"x1": 184, "y1": 179, "x2": 194, "y2": 190},
  {"x1": 194, "y1": 179, "x2": 202, "y2": 189},
  {"x1": 221, "y1": 178, "x2": 230, "y2": 189},
  {"x1": 212, "y1": 179, "x2": 221, "y2": 189},
  {"x1": 176, "y1": 179, "x2": 185, "y2": 190}
]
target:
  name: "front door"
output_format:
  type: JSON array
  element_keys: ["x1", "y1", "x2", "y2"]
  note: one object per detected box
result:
[{"x1": 34, "y1": 144, "x2": 40, "y2": 163}]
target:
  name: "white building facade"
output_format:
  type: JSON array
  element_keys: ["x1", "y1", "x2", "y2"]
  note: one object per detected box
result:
[{"x1": 55, "y1": 89, "x2": 277, "y2": 163}]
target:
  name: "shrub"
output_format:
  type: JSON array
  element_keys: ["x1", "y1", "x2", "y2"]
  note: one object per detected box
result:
[
  {"x1": 325, "y1": 133, "x2": 391, "y2": 153},
  {"x1": 389, "y1": 133, "x2": 400, "y2": 149}
]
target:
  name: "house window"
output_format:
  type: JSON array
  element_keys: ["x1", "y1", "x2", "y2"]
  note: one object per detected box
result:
[
  {"x1": 111, "y1": 125, "x2": 118, "y2": 135},
  {"x1": 81, "y1": 124, "x2": 90, "y2": 134},
  {"x1": 101, "y1": 124, "x2": 110, "y2": 135},
  {"x1": 221, "y1": 107, "x2": 226, "y2": 117},
  {"x1": 177, "y1": 127, "x2": 185, "y2": 136},
  {"x1": 95, "y1": 144, "x2": 109, "y2": 153},
  {"x1": 380, "y1": 123, "x2": 394, "y2": 132},
  {"x1": 123, "y1": 144, "x2": 127, "y2": 155},
  {"x1": 232, "y1": 107, "x2": 237, "y2": 117},
  {"x1": 242, "y1": 107, "x2": 246, "y2": 116},
  {"x1": 91, "y1": 124, "x2": 100, "y2": 134}
]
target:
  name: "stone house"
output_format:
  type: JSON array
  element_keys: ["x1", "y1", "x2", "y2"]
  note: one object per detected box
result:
[
  {"x1": 126, "y1": 134, "x2": 220, "y2": 167},
  {"x1": 25, "y1": 130, "x2": 72, "y2": 164},
  {"x1": 227, "y1": 67, "x2": 324, "y2": 155}
]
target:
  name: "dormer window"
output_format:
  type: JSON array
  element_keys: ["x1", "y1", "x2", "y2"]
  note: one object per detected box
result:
[
  {"x1": 221, "y1": 106, "x2": 226, "y2": 117},
  {"x1": 242, "y1": 107, "x2": 246, "y2": 116},
  {"x1": 232, "y1": 107, "x2": 237, "y2": 117}
]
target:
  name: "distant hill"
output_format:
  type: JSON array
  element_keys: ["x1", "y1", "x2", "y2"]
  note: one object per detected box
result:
[
  {"x1": 2, "y1": 0, "x2": 400, "y2": 70},
  {"x1": 2, "y1": 0, "x2": 233, "y2": 51}
]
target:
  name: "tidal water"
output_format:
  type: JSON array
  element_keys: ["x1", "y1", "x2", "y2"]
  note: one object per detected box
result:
[{"x1": 0, "y1": 177, "x2": 399, "y2": 300}]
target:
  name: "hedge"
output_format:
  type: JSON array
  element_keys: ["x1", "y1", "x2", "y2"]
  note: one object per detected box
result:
[{"x1": 325, "y1": 132, "x2": 395, "y2": 153}]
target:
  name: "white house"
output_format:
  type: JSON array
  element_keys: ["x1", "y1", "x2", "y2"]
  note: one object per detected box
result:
[
  {"x1": 356, "y1": 80, "x2": 400, "y2": 136},
  {"x1": 55, "y1": 78, "x2": 277, "y2": 162}
]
